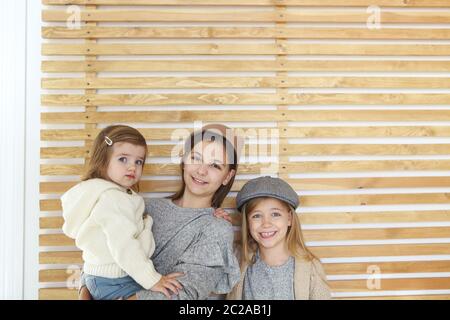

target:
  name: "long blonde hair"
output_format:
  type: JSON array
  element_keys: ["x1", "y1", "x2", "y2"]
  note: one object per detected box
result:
[
  {"x1": 82, "y1": 125, "x2": 148, "y2": 192},
  {"x1": 240, "y1": 197, "x2": 318, "y2": 266}
]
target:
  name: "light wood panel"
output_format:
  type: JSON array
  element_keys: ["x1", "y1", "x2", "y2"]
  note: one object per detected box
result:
[{"x1": 41, "y1": 1, "x2": 450, "y2": 300}]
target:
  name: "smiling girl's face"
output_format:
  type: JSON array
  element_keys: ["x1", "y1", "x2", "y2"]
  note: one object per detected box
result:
[
  {"x1": 182, "y1": 140, "x2": 235, "y2": 202},
  {"x1": 247, "y1": 197, "x2": 293, "y2": 252},
  {"x1": 106, "y1": 142, "x2": 146, "y2": 189}
]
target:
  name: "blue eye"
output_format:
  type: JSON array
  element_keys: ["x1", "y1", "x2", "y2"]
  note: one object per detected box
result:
[
  {"x1": 136, "y1": 160, "x2": 144, "y2": 166},
  {"x1": 272, "y1": 212, "x2": 282, "y2": 217}
]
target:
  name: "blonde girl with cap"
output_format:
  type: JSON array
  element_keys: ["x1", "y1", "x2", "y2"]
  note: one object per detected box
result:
[
  {"x1": 227, "y1": 176, "x2": 331, "y2": 300},
  {"x1": 61, "y1": 125, "x2": 182, "y2": 300}
]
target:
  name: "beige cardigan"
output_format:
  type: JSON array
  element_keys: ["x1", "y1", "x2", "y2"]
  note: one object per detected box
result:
[{"x1": 227, "y1": 255, "x2": 331, "y2": 300}]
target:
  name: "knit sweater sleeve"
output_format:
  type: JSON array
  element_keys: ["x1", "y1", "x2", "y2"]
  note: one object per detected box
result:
[
  {"x1": 136, "y1": 219, "x2": 240, "y2": 300},
  {"x1": 309, "y1": 259, "x2": 332, "y2": 300},
  {"x1": 91, "y1": 189, "x2": 161, "y2": 289}
]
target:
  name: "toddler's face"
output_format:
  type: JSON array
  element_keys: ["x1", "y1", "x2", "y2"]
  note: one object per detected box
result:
[
  {"x1": 247, "y1": 198, "x2": 292, "y2": 251},
  {"x1": 106, "y1": 142, "x2": 146, "y2": 189}
]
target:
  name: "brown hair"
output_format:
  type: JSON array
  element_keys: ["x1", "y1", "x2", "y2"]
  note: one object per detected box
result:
[
  {"x1": 240, "y1": 197, "x2": 319, "y2": 266},
  {"x1": 170, "y1": 126, "x2": 240, "y2": 209},
  {"x1": 82, "y1": 125, "x2": 148, "y2": 192}
]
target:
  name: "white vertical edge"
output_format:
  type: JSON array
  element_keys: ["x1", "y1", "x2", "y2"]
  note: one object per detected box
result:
[
  {"x1": 0, "y1": 0, "x2": 27, "y2": 299},
  {"x1": 23, "y1": 0, "x2": 41, "y2": 300}
]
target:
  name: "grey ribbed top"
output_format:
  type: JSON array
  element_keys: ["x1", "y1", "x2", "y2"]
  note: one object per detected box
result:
[
  {"x1": 135, "y1": 198, "x2": 240, "y2": 300},
  {"x1": 243, "y1": 252, "x2": 295, "y2": 300}
]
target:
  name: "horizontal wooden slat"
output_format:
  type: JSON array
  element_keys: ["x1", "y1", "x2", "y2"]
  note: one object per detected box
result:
[
  {"x1": 40, "y1": 251, "x2": 82, "y2": 264},
  {"x1": 41, "y1": 93, "x2": 450, "y2": 107},
  {"x1": 282, "y1": 160, "x2": 450, "y2": 173},
  {"x1": 42, "y1": 110, "x2": 450, "y2": 124},
  {"x1": 41, "y1": 147, "x2": 87, "y2": 159},
  {"x1": 40, "y1": 209, "x2": 450, "y2": 230},
  {"x1": 39, "y1": 288, "x2": 78, "y2": 300},
  {"x1": 40, "y1": 234, "x2": 75, "y2": 246},
  {"x1": 40, "y1": 269, "x2": 81, "y2": 283},
  {"x1": 299, "y1": 211, "x2": 450, "y2": 225},
  {"x1": 302, "y1": 193, "x2": 450, "y2": 207},
  {"x1": 40, "y1": 126, "x2": 450, "y2": 142},
  {"x1": 37, "y1": 287, "x2": 450, "y2": 300},
  {"x1": 41, "y1": 128, "x2": 191, "y2": 141},
  {"x1": 281, "y1": 144, "x2": 450, "y2": 156},
  {"x1": 42, "y1": 9, "x2": 450, "y2": 23},
  {"x1": 40, "y1": 217, "x2": 65, "y2": 229},
  {"x1": 42, "y1": 27, "x2": 277, "y2": 39},
  {"x1": 304, "y1": 227, "x2": 450, "y2": 241},
  {"x1": 41, "y1": 0, "x2": 450, "y2": 7},
  {"x1": 325, "y1": 260, "x2": 450, "y2": 275},
  {"x1": 37, "y1": 260, "x2": 450, "y2": 284},
  {"x1": 42, "y1": 60, "x2": 450, "y2": 72},
  {"x1": 39, "y1": 161, "x2": 450, "y2": 176},
  {"x1": 39, "y1": 193, "x2": 450, "y2": 212},
  {"x1": 289, "y1": 177, "x2": 450, "y2": 190},
  {"x1": 39, "y1": 162, "x2": 276, "y2": 177},
  {"x1": 41, "y1": 197, "x2": 253, "y2": 212},
  {"x1": 312, "y1": 243, "x2": 450, "y2": 258},
  {"x1": 38, "y1": 177, "x2": 450, "y2": 194},
  {"x1": 42, "y1": 27, "x2": 450, "y2": 40},
  {"x1": 42, "y1": 43, "x2": 450, "y2": 56},
  {"x1": 42, "y1": 77, "x2": 280, "y2": 89},
  {"x1": 330, "y1": 278, "x2": 450, "y2": 292},
  {"x1": 282, "y1": 126, "x2": 450, "y2": 138},
  {"x1": 38, "y1": 243, "x2": 450, "y2": 264},
  {"x1": 41, "y1": 111, "x2": 283, "y2": 124},
  {"x1": 41, "y1": 144, "x2": 275, "y2": 158},
  {"x1": 42, "y1": 77, "x2": 450, "y2": 90},
  {"x1": 39, "y1": 179, "x2": 251, "y2": 194},
  {"x1": 41, "y1": 143, "x2": 450, "y2": 159},
  {"x1": 39, "y1": 226, "x2": 450, "y2": 247},
  {"x1": 40, "y1": 211, "x2": 450, "y2": 231}
]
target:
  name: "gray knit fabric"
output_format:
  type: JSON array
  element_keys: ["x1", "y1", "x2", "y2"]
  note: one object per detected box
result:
[
  {"x1": 243, "y1": 252, "x2": 295, "y2": 300},
  {"x1": 135, "y1": 198, "x2": 240, "y2": 300}
]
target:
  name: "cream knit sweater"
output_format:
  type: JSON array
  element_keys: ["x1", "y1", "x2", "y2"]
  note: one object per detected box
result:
[{"x1": 61, "y1": 178, "x2": 161, "y2": 290}]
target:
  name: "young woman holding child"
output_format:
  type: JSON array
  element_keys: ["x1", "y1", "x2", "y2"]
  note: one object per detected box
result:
[{"x1": 74, "y1": 123, "x2": 243, "y2": 300}]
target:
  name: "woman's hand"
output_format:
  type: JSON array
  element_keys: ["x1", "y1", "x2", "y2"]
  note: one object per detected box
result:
[
  {"x1": 213, "y1": 208, "x2": 232, "y2": 223},
  {"x1": 151, "y1": 272, "x2": 184, "y2": 299},
  {"x1": 78, "y1": 286, "x2": 93, "y2": 300}
]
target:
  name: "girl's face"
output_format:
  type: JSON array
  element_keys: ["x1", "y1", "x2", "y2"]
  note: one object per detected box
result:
[
  {"x1": 247, "y1": 198, "x2": 293, "y2": 252},
  {"x1": 106, "y1": 142, "x2": 146, "y2": 189},
  {"x1": 183, "y1": 140, "x2": 235, "y2": 201}
]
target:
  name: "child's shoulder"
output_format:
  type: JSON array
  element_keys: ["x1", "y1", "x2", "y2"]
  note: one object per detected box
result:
[
  {"x1": 68, "y1": 178, "x2": 132, "y2": 201},
  {"x1": 205, "y1": 214, "x2": 234, "y2": 240},
  {"x1": 76, "y1": 178, "x2": 118, "y2": 190}
]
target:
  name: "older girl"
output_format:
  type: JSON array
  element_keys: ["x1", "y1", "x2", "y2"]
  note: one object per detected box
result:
[{"x1": 227, "y1": 176, "x2": 331, "y2": 300}]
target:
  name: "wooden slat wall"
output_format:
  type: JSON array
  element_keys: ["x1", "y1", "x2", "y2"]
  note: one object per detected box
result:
[{"x1": 41, "y1": 0, "x2": 450, "y2": 300}]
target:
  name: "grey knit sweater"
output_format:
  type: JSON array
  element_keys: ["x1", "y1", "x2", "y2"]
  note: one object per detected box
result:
[{"x1": 135, "y1": 198, "x2": 240, "y2": 300}]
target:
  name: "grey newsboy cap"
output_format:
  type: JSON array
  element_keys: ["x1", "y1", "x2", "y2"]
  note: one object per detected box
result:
[{"x1": 236, "y1": 176, "x2": 299, "y2": 212}]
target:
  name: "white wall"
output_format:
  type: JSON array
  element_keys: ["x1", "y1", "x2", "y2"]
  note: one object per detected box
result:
[{"x1": 0, "y1": 0, "x2": 40, "y2": 300}]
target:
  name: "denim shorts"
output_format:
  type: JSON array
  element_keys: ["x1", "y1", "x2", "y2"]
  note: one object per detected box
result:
[{"x1": 84, "y1": 274, "x2": 144, "y2": 300}]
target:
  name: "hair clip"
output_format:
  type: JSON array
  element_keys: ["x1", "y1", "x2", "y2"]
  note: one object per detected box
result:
[{"x1": 104, "y1": 136, "x2": 113, "y2": 146}]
